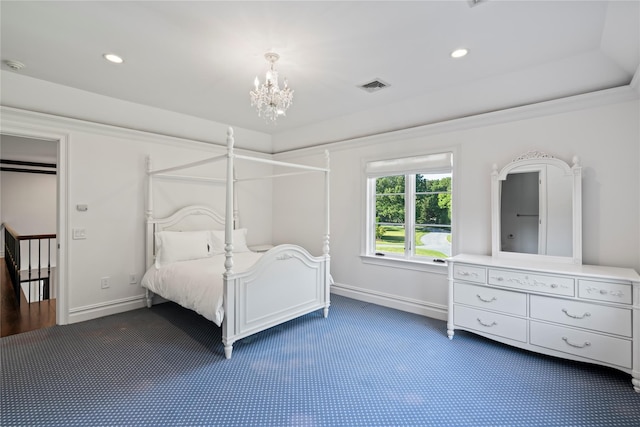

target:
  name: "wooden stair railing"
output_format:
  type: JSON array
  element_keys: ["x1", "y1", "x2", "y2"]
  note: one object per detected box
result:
[{"x1": 3, "y1": 224, "x2": 56, "y2": 306}]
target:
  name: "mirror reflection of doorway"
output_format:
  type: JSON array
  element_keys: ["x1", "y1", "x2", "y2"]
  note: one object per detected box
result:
[
  {"x1": 1, "y1": 134, "x2": 58, "y2": 337},
  {"x1": 500, "y1": 171, "x2": 540, "y2": 254}
]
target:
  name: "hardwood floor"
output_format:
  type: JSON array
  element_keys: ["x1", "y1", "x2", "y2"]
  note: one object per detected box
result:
[{"x1": 1, "y1": 258, "x2": 56, "y2": 338}]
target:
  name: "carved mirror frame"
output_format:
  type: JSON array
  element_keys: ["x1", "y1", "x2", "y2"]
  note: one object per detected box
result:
[{"x1": 491, "y1": 151, "x2": 582, "y2": 264}]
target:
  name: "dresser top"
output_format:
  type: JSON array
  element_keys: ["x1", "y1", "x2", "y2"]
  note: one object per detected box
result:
[{"x1": 449, "y1": 254, "x2": 640, "y2": 283}]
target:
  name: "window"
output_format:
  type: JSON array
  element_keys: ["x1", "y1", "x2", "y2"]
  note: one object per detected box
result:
[{"x1": 365, "y1": 152, "x2": 453, "y2": 264}]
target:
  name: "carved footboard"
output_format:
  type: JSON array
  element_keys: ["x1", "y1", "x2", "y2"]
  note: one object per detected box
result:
[{"x1": 222, "y1": 244, "x2": 330, "y2": 359}]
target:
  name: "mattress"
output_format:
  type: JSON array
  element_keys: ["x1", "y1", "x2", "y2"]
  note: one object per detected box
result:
[{"x1": 141, "y1": 252, "x2": 263, "y2": 326}]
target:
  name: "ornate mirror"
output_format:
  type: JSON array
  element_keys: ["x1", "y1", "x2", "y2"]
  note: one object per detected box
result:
[{"x1": 491, "y1": 151, "x2": 582, "y2": 264}]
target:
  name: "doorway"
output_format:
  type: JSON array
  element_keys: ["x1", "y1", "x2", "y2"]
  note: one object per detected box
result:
[{"x1": 1, "y1": 134, "x2": 59, "y2": 337}]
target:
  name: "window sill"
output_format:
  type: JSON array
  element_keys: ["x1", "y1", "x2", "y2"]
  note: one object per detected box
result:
[{"x1": 360, "y1": 254, "x2": 448, "y2": 274}]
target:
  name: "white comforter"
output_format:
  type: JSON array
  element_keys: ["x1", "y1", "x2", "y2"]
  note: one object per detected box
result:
[{"x1": 141, "y1": 252, "x2": 263, "y2": 326}]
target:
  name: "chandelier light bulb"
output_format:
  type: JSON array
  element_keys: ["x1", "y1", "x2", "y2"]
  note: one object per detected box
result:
[{"x1": 250, "y1": 52, "x2": 294, "y2": 124}]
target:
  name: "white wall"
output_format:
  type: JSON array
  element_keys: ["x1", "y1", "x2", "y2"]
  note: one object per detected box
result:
[
  {"x1": 1, "y1": 107, "x2": 273, "y2": 324},
  {"x1": 273, "y1": 95, "x2": 640, "y2": 320},
  {"x1": 0, "y1": 135, "x2": 58, "y2": 261},
  {"x1": 1, "y1": 70, "x2": 638, "y2": 326},
  {"x1": 0, "y1": 170, "x2": 57, "y2": 268}
]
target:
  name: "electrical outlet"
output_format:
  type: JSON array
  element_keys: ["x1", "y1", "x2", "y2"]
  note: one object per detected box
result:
[
  {"x1": 129, "y1": 274, "x2": 137, "y2": 285},
  {"x1": 100, "y1": 277, "x2": 110, "y2": 289}
]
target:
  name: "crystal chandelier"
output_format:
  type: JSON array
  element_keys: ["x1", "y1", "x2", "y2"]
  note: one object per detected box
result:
[{"x1": 249, "y1": 52, "x2": 294, "y2": 124}]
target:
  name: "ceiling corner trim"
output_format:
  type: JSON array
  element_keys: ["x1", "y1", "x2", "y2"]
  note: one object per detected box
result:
[
  {"x1": 630, "y1": 64, "x2": 640, "y2": 93},
  {"x1": 273, "y1": 85, "x2": 639, "y2": 159}
]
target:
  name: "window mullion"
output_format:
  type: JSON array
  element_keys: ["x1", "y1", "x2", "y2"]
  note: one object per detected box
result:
[
  {"x1": 368, "y1": 178, "x2": 376, "y2": 255},
  {"x1": 406, "y1": 174, "x2": 416, "y2": 258}
]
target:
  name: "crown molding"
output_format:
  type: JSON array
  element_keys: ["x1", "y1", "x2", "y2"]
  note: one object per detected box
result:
[
  {"x1": 630, "y1": 64, "x2": 640, "y2": 94},
  {"x1": 274, "y1": 84, "x2": 639, "y2": 160},
  {"x1": 0, "y1": 106, "x2": 270, "y2": 159}
]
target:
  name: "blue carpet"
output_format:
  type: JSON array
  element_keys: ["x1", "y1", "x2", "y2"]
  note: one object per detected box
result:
[{"x1": 1, "y1": 295, "x2": 639, "y2": 426}]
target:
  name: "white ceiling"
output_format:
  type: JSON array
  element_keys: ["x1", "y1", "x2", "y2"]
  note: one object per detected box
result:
[{"x1": 1, "y1": 1, "x2": 639, "y2": 152}]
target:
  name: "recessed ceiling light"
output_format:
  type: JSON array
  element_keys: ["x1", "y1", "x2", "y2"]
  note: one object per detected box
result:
[
  {"x1": 450, "y1": 48, "x2": 469, "y2": 59},
  {"x1": 103, "y1": 53, "x2": 124, "y2": 64}
]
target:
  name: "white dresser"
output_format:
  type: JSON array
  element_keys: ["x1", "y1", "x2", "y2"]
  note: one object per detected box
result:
[{"x1": 447, "y1": 254, "x2": 640, "y2": 392}]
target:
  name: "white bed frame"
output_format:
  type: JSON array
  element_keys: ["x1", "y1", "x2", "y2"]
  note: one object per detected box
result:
[{"x1": 144, "y1": 128, "x2": 331, "y2": 359}]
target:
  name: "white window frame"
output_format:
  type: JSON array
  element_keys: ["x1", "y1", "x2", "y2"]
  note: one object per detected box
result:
[{"x1": 361, "y1": 151, "x2": 455, "y2": 272}]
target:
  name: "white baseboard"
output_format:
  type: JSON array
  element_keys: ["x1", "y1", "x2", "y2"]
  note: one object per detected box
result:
[
  {"x1": 331, "y1": 282, "x2": 447, "y2": 321},
  {"x1": 68, "y1": 295, "x2": 147, "y2": 324},
  {"x1": 66, "y1": 285, "x2": 446, "y2": 325}
]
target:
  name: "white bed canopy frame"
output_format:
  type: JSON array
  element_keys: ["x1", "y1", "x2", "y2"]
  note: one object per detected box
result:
[{"x1": 145, "y1": 127, "x2": 330, "y2": 358}]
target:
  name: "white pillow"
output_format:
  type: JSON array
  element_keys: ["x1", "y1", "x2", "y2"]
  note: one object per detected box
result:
[
  {"x1": 155, "y1": 230, "x2": 213, "y2": 268},
  {"x1": 208, "y1": 230, "x2": 226, "y2": 255},
  {"x1": 210, "y1": 228, "x2": 250, "y2": 253}
]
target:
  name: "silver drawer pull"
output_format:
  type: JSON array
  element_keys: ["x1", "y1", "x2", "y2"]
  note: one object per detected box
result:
[
  {"x1": 476, "y1": 294, "x2": 497, "y2": 303},
  {"x1": 459, "y1": 271, "x2": 478, "y2": 277},
  {"x1": 494, "y1": 276, "x2": 504, "y2": 282},
  {"x1": 477, "y1": 318, "x2": 497, "y2": 328},
  {"x1": 586, "y1": 286, "x2": 625, "y2": 299},
  {"x1": 550, "y1": 284, "x2": 558, "y2": 289},
  {"x1": 562, "y1": 336, "x2": 591, "y2": 349},
  {"x1": 561, "y1": 308, "x2": 591, "y2": 320}
]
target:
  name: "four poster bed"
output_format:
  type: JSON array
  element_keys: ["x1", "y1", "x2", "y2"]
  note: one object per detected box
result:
[{"x1": 141, "y1": 128, "x2": 331, "y2": 359}]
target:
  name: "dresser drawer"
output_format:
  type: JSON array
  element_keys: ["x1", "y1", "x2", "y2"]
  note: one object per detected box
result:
[
  {"x1": 454, "y1": 305, "x2": 527, "y2": 342},
  {"x1": 530, "y1": 321, "x2": 632, "y2": 369},
  {"x1": 454, "y1": 282, "x2": 527, "y2": 316},
  {"x1": 530, "y1": 295, "x2": 632, "y2": 337},
  {"x1": 578, "y1": 280, "x2": 632, "y2": 305},
  {"x1": 453, "y1": 264, "x2": 486, "y2": 284},
  {"x1": 488, "y1": 269, "x2": 574, "y2": 297}
]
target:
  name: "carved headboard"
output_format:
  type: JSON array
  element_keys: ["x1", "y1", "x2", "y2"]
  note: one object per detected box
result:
[{"x1": 145, "y1": 205, "x2": 226, "y2": 269}]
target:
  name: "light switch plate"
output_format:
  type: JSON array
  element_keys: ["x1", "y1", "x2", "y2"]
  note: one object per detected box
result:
[{"x1": 72, "y1": 228, "x2": 86, "y2": 240}]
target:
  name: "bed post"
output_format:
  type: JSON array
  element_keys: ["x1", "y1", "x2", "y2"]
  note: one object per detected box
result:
[
  {"x1": 224, "y1": 128, "x2": 235, "y2": 272},
  {"x1": 323, "y1": 150, "x2": 331, "y2": 318},
  {"x1": 233, "y1": 168, "x2": 239, "y2": 229},
  {"x1": 223, "y1": 127, "x2": 235, "y2": 359},
  {"x1": 145, "y1": 156, "x2": 154, "y2": 308}
]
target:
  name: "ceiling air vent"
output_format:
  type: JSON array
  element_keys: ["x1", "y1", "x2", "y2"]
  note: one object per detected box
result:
[
  {"x1": 468, "y1": 0, "x2": 487, "y2": 7},
  {"x1": 359, "y1": 79, "x2": 390, "y2": 93}
]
